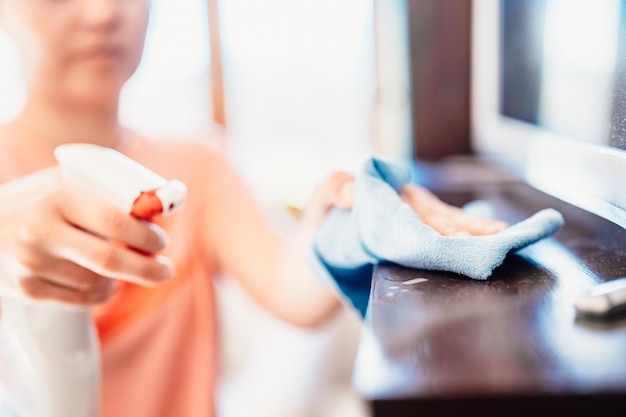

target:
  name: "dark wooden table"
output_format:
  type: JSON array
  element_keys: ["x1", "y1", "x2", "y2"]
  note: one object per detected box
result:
[{"x1": 352, "y1": 179, "x2": 626, "y2": 416}]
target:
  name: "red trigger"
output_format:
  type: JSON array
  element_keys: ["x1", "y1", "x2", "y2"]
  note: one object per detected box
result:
[{"x1": 131, "y1": 189, "x2": 163, "y2": 221}]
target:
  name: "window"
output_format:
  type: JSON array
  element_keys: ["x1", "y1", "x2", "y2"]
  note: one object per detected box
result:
[
  {"x1": 220, "y1": 0, "x2": 378, "y2": 207},
  {"x1": 473, "y1": 0, "x2": 626, "y2": 227}
]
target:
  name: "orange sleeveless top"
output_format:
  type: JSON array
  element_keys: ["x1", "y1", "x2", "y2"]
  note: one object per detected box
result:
[{"x1": 93, "y1": 137, "x2": 223, "y2": 417}]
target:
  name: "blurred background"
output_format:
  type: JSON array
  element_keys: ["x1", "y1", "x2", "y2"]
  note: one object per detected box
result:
[{"x1": 0, "y1": 0, "x2": 413, "y2": 416}]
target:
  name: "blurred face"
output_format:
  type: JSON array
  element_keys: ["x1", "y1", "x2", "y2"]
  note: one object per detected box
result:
[{"x1": 0, "y1": 0, "x2": 150, "y2": 107}]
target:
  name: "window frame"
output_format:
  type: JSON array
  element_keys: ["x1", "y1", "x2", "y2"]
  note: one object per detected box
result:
[{"x1": 471, "y1": 0, "x2": 626, "y2": 228}]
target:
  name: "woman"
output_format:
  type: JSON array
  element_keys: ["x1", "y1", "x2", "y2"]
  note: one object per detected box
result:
[{"x1": 0, "y1": 0, "x2": 506, "y2": 415}]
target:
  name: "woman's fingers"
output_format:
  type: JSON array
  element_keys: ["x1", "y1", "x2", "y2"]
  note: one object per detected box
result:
[
  {"x1": 10, "y1": 187, "x2": 173, "y2": 290},
  {"x1": 58, "y1": 187, "x2": 168, "y2": 253},
  {"x1": 400, "y1": 185, "x2": 449, "y2": 214},
  {"x1": 52, "y1": 223, "x2": 174, "y2": 286},
  {"x1": 400, "y1": 184, "x2": 508, "y2": 236},
  {"x1": 445, "y1": 209, "x2": 509, "y2": 235},
  {"x1": 0, "y1": 168, "x2": 174, "y2": 307},
  {"x1": 423, "y1": 210, "x2": 508, "y2": 236},
  {"x1": 21, "y1": 255, "x2": 114, "y2": 294},
  {"x1": 18, "y1": 276, "x2": 115, "y2": 306},
  {"x1": 316, "y1": 171, "x2": 354, "y2": 209},
  {"x1": 332, "y1": 173, "x2": 355, "y2": 209},
  {"x1": 304, "y1": 171, "x2": 355, "y2": 227},
  {"x1": 14, "y1": 218, "x2": 173, "y2": 288}
]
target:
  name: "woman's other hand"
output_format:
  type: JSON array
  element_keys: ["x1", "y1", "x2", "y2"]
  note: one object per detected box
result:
[
  {"x1": 0, "y1": 167, "x2": 173, "y2": 307},
  {"x1": 302, "y1": 171, "x2": 355, "y2": 228},
  {"x1": 304, "y1": 173, "x2": 507, "y2": 236},
  {"x1": 399, "y1": 184, "x2": 508, "y2": 236}
]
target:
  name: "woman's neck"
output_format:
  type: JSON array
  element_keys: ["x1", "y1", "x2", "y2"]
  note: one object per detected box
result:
[{"x1": 13, "y1": 92, "x2": 124, "y2": 150}]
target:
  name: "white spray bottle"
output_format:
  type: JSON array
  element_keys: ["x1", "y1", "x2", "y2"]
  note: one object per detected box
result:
[{"x1": 0, "y1": 144, "x2": 186, "y2": 417}]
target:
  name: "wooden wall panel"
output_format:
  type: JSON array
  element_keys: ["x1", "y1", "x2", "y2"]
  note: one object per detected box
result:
[{"x1": 408, "y1": 0, "x2": 473, "y2": 160}]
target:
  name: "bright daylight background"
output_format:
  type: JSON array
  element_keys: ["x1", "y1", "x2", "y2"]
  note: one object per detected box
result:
[
  {"x1": 0, "y1": 0, "x2": 415, "y2": 416},
  {"x1": 539, "y1": 0, "x2": 620, "y2": 145}
]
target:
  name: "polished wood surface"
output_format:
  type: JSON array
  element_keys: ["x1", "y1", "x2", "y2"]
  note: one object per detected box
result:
[{"x1": 352, "y1": 180, "x2": 626, "y2": 416}]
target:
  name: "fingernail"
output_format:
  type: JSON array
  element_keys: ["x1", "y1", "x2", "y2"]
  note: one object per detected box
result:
[
  {"x1": 339, "y1": 182, "x2": 355, "y2": 206},
  {"x1": 443, "y1": 226, "x2": 458, "y2": 235},
  {"x1": 149, "y1": 223, "x2": 169, "y2": 249},
  {"x1": 156, "y1": 256, "x2": 175, "y2": 281},
  {"x1": 484, "y1": 224, "x2": 503, "y2": 234}
]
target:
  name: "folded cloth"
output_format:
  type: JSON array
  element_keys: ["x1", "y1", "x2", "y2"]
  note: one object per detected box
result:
[{"x1": 311, "y1": 157, "x2": 565, "y2": 318}]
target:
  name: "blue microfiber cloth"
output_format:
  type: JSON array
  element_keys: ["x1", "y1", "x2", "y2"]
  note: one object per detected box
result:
[{"x1": 311, "y1": 157, "x2": 565, "y2": 318}]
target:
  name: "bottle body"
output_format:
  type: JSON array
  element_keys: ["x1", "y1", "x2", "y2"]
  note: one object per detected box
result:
[{"x1": 0, "y1": 299, "x2": 100, "y2": 417}]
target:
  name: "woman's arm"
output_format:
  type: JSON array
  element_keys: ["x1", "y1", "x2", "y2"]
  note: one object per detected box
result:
[
  {"x1": 203, "y1": 152, "x2": 508, "y2": 328},
  {"x1": 200, "y1": 154, "x2": 347, "y2": 327}
]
